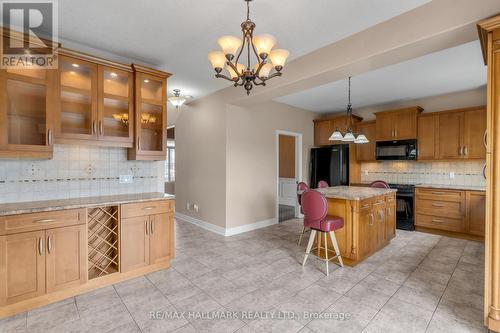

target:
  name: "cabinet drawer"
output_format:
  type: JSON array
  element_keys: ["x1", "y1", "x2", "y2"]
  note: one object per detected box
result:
[
  {"x1": 0, "y1": 209, "x2": 86, "y2": 235},
  {"x1": 417, "y1": 200, "x2": 463, "y2": 219},
  {"x1": 416, "y1": 188, "x2": 464, "y2": 202},
  {"x1": 415, "y1": 214, "x2": 465, "y2": 232},
  {"x1": 121, "y1": 200, "x2": 174, "y2": 219},
  {"x1": 357, "y1": 199, "x2": 373, "y2": 212}
]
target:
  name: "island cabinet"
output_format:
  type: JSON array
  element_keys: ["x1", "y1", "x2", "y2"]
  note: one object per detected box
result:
[
  {"x1": 55, "y1": 50, "x2": 134, "y2": 147},
  {"x1": 415, "y1": 187, "x2": 485, "y2": 238},
  {"x1": 313, "y1": 114, "x2": 363, "y2": 146},
  {"x1": 355, "y1": 121, "x2": 376, "y2": 161},
  {"x1": 128, "y1": 65, "x2": 172, "y2": 161},
  {"x1": 375, "y1": 106, "x2": 422, "y2": 141}
]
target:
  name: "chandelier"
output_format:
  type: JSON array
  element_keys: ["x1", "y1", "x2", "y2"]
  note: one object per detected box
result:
[
  {"x1": 168, "y1": 89, "x2": 191, "y2": 109},
  {"x1": 208, "y1": 0, "x2": 290, "y2": 95},
  {"x1": 329, "y1": 77, "x2": 369, "y2": 144}
]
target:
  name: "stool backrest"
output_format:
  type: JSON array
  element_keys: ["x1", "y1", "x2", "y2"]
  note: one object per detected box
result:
[
  {"x1": 301, "y1": 190, "x2": 328, "y2": 226},
  {"x1": 317, "y1": 180, "x2": 329, "y2": 188},
  {"x1": 370, "y1": 180, "x2": 390, "y2": 189},
  {"x1": 297, "y1": 182, "x2": 309, "y2": 205}
]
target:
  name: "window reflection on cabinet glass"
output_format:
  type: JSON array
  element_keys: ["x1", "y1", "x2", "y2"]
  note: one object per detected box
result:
[
  {"x1": 7, "y1": 80, "x2": 47, "y2": 145},
  {"x1": 139, "y1": 103, "x2": 162, "y2": 151},
  {"x1": 60, "y1": 61, "x2": 92, "y2": 91},
  {"x1": 60, "y1": 91, "x2": 92, "y2": 135},
  {"x1": 141, "y1": 78, "x2": 162, "y2": 102},
  {"x1": 104, "y1": 98, "x2": 129, "y2": 138}
]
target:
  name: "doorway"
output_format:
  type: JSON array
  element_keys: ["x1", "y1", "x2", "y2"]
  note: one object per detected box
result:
[{"x1": 276, "y1": 130, "x2": 302, "y2": 223}]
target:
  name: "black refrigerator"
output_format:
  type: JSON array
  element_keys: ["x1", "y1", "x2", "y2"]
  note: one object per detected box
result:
[{"x1": 310, "y1": 145, "x2": 349, "y2": 188}]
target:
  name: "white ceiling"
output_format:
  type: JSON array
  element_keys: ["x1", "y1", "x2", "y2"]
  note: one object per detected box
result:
[
  {"x1": 275, "y1": 41, "x2": 487, "y2": 113},
  {"x1": 57, "y1": 0, "x2": 431, "y2": 99}
]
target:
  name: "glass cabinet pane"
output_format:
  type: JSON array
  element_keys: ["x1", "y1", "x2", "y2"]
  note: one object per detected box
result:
[
  {"x1": 103, "y1": 70, "x2": 129, "y2": 97},
  {"x1": 104, "y1": 98, "x2": 129, "y2": 138},
  {"x1": 60, "y1": 90, "x2": 93, "y2": 135},
  {"x1": 140, "y1": 78, "x2": 162, "y2": 102},
  {"x1": 7, "y1": 67, "x2": 46, "y2": 80},
  {"x1": 60, "y1": 60, "x2": 92, "y2": 91},
  {"x1": 139, "y1": 103, "x2": 163, "y2": 151},
  {"x1": 7, "y1": 80, "x2": 47, "y2": 145}
]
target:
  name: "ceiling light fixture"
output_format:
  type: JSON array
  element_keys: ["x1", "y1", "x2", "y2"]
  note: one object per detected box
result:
[
  {"x1": 168, "y1": 89, "x2": 191, "y2": 109},
  {"x1": 329, "y1": 77, "x2": 370, "y2": 144},
  {"x1": 208, "y1": 0, "x2": 290, "y2": 95}
]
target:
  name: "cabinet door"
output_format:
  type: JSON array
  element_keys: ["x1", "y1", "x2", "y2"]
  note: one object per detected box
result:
[
  {"x1": 314, "y1": 120, "x2": 334, "y2": 146},
  {"x1": 375, "y1": 113, "x2": 394, "y2": 141},
  {"x1": 56, "y1": 56, "x2": 98, "y2": 142},
  {"x1": 438, "y1": 112, "x2": 463, "y2": 159},
  {"x1": 463, "y1": 109, "x2": 487, "y2": 159},
  {"x1": 374, "y1": 202, "x2": 386, "y2": 247},
  {"x1": 98, "y1": 66, "x2": 133, "y2": 146},
  {"x1": 386, "y1": 199, "x2": 396, "y2": 240},
  {"x1": 358, "y1": 210, "x2": 373, "y2": 259},
  {"x1": 418, "y1": 115, "x2": 438, "y2": 160},
  {"x1": 149, "y1": 213, "x2": 173, "y2": 264},
  {"x1": 467, "y1": 191, "x2": 486, "y2": 237},
  {"x1": 0, "y1": 67, "x2": 54, "y2": 158},
  {"x1": 356, "y1": 122, "x2": 376, "y2": 161},
  {"x1": 0, "y1": 231, "x2": 45, "y2": 306},
  {"x1": 394, "y1": 109, "x2": 418, "y2": 140},
  {"x1": 121, "y1": 216, "x2": 149, "y2": 272},
  {"x1": 45, "y1": 225, "x2": 87, "y2": 293}
]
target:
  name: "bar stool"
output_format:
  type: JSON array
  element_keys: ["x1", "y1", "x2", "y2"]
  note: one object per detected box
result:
[
  {"x1": 297, "y1": 182, "x2": 310, "y2": 245},
  {"x1": 317, "y1": 180, "x2": 329, "y2": 188},
  {"x1": 301, "y1": 189, "x2": 344, "y2": 276},
  {"x1": 370, "y1": 180, "x2": 390, "y2": 188}
]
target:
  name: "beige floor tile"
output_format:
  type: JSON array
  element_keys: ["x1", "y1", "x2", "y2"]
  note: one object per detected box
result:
[{"x1": 426, "y1": 311, "x2": 487, "y2": 333}]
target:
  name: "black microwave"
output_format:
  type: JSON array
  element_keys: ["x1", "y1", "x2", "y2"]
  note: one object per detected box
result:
[{"x1": 376, "y1": 140, "x2": 417, "y2": 160}]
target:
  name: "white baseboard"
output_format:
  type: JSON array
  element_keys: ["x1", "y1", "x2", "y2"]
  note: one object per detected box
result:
[{"x1": 174, "y1": 212, "x2": 278, "y2": 237}]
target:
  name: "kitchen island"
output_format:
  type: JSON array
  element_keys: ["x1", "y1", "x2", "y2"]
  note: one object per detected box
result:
[{"x1": 313, "y1": 186, "x2": 397, "y2": 266}]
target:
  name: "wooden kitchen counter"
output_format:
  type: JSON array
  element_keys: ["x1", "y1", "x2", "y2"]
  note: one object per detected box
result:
[{"x1": 313, "y1": 186, "x2": 397, "y2": 266}]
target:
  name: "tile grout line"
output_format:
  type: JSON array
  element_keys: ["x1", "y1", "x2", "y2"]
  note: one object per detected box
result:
[{"x1": 111, "y1": 284, "x2": 143, "y2": 333}]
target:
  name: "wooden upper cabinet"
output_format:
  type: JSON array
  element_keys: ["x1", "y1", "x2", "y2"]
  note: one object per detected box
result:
[
  {"x1": 313, "y1": 115, "x2": 362, "y2": 146},
  {"x1": 418, "y1": 114, "x2": 439, "y2": 160},
  {"x1": 356, "y1": 121, "x2": 376, "y2": 161},
  {"x1": 375, "y1": 107, "x2": 422, "y2": 141},
  {"x1": 463, "y1": 108, "x2": 487, "y2": 159},
  {"x1": 45, "y1": 225, "x2": 87, "y2": 293},
  {"x1": 438, "y1": 111, "x2": 463, "y2": 159},
  {"x1": 0, "y1": 231, "x2": 46, "y2": 306},
  {"x1": 0, "y1": 63, "x2": 56, "y2": 159},
  {"x1": 128, "y1": 65, "x2": 171, "y2": 161},
  {"x1": 55, "y1": 51, "x2": 134, "y2": 147},
  {"x1": 437, "y1": 107, "x2": 486, "y2": 160}
]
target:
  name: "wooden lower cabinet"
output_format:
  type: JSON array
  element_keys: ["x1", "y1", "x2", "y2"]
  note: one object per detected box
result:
[
  {"x1": 415, "y1": 187, "x2": 485, "y2": 238},
  {"x1": 358, "y1": 209, "x2": 373, "y2": 259},
  {"x1": 45, "y1": 225, "x2": 87, "y2": 293},
  {"x1": 121, "y1": 211, "x2": 174, "y2": 273},
  {"x1": 0, "y1": 231, "x2": 46, "y2": 306}
]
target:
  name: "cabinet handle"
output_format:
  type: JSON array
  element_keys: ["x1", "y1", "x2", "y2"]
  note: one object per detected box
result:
[
  {"x1": 145, "y1": 219, "x2": 149, "y2": 235},
  {"x1": 361, "y1": 204, "x2": 370, "y2": 209},
  {"x1": 432, "y1": 219, "x2": 445, "y2": 223},
  {"x1": 458, "y1": 146, "x2": 463, "y2": 156},
  {"x1": 33, "y1": 218, "x2": 56, "y2": 224},
  {"x1": 464, "y1": 146, "x2": 468, "y2": 156},
  {"x1": 92, "y1": 120, "x2": 96, "y2": 135},
  {"x1": 431, "y1": 192, "x2": 446, "y2": 195},
  {"x1": 99, "y1": 121, "x2": 103, "y2": 136},
  {"x1": 394, "y1": 129, "x2": 397, "y2": 138},
  {"x1": 47, "y1": 236, "x2": 52, "y2": 254},
  {"x1": 369, "y1": 214, "x2": 374, "y2": 226},
  {"x1": 143, "y1": 206, "x2": 155, "y2": 211},
  {"x1": 47, "y1": 129, "x2": 53, "y2": 146},
  {"x1": 38, "y1": 237, "x2": 44, "y2": 256},
  {"x1": 137, "y1": 136, "x2": 141, "y2": 150},
  {"x1": 432, "y1": 203, "x2": 445, "y2": 208},
  {"x1": 151, "y1": 218, "x2": 154, "y2": 234}
]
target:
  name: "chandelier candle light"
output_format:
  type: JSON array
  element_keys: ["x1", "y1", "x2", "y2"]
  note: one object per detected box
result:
[
  {"x1": 329, "y1": 77, "x2": 369, "y2": 144},
  {"x1": 208, "y1": 0, "x2": 290, "y2": 95}
]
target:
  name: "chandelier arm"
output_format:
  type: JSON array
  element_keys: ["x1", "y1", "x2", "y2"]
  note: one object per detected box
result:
[
  {"x1": 215, "y1": 73, "x2": 238, "y2": 82},
  {"x1": 250, "y1": 38, "x2": 261, "y2": 65},
  {"x1": 226, "y1": 61, "x2": 243, "y2": 79},
  {"x1": 265, "y1": 72, "x2": 282, "y2": 80},
  {"x1": 254, "y1": 60, "x2": 265, "y2": 77},
  {"x1": 253, "y1": 79, "x2": 266, "y2": 86},
  {"x1": 234, "y1": 37, "x2": 246, "y2": 66}
]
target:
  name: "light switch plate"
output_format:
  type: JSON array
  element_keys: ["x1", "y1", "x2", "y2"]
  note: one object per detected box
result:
[
  {"x1": 449, "y1": 172, "x2": 455, "y2": 179},
  {"x1": 119, "y1": 175, "x2": 133, "y2": 184}
]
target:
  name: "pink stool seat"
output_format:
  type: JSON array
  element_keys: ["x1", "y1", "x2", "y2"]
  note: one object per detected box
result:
[{"x1": 319, "y1": 216, "x2": 344, "y2": 232}]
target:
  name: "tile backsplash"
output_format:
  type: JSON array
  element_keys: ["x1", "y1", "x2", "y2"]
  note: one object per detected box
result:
[
  {"x1": 0, "y1": 145, "x2": 165, "y2": 204},
  {"x1": 361, "y1": 161, "x2": 486, "y2": 187}
]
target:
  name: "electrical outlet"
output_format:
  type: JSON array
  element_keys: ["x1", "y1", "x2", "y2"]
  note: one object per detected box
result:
[
  {"x1": 364, "y1": 170, "x2": 369, "y2": 176},
  {"x1": 449, "y1": 172, "x2": 455, "y2": 179},
  {"x1": 119, "y1": 175, "x2": 133, "y2": 184}
]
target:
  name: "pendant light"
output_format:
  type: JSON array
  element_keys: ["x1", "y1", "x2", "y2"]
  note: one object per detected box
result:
[{"x1": 328, "y1": 77, "x2": 369, "y2": 144}]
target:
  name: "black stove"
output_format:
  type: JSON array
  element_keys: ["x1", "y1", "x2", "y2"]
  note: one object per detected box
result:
[{"x1": 388, "y1": 183, "x2": 415, "y2": 231}]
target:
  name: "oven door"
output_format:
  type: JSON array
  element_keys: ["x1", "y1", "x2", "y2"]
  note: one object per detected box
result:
[{"x1": 376, "y1": 140, "x2": 417, "y2": 161}]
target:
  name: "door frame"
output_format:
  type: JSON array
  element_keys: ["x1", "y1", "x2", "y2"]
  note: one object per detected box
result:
[{"x1": 275, "y1": 130, "x2": 303, "y2": 222}]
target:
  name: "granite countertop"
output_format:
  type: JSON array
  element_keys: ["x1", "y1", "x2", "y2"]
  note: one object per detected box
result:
[
  {"x1": 415, "y1": 184, "x2": 486, "y2": 192},
  {"x1": 315, "y1": 186, "x2": 397, "y2": 201},
  {"x1": 0, "y1": 192, "x2": 175, "y2": 217}
]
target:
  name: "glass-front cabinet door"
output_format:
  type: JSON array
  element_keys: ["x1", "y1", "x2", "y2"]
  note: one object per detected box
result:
[
  {"x1": 0, "y1": 65, "x2": 55, "y2": 158},
  {"x1": 98, "y1": 66, "x2": 133, "y2": 145},
  {"x1": 129, "y1": 65, "x2": 170, "y2": 161},
  {"x1": 56, "y1": 55, "x2": 98, "y2": 142}
]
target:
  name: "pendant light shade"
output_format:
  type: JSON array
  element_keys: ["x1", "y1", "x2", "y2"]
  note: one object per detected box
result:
[
  {"x1": 342, "y1": 131, "x2": 356, "y2": 142},
  {"x1": 329, "y1": 129, "x2": 344, "y2": 141},
  {"x1": 354, "y1": 134, "x2": 370, "y2": 144}
]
